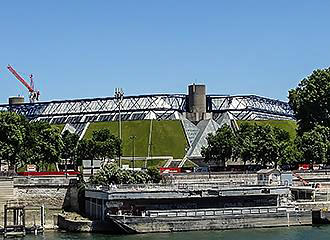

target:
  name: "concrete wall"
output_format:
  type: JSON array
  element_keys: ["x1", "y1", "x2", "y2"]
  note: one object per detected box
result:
[
  {"x1": 0, "y1": 178, "x2": 14, "y2": 229},
  {"x1": 13, "y1": 176, "x2": 79, "y2": 210},
  {"x1": 0, "y1": 176, "x2": 79, "y2": 229}
]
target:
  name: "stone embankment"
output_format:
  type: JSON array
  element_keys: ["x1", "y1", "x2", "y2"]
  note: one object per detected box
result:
[
  {"x1": 0, "y1": 178, "x2": 14, "y2": 207},
  {"x1": 0, "y1": 176, "x2": 79, "y2": 230}
]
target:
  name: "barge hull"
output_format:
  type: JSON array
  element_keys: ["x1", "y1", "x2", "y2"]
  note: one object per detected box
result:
[{"x1": 109, "y1": 211, "x2": 312, "y2": 233}]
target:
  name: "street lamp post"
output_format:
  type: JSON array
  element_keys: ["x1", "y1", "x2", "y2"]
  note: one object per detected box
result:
[
  {"x1": 129, "y1": 135, "x2": 136, "y2": 170},
  {"x1": 115, "y1": 88, "x2": 124, "y2": 167}
]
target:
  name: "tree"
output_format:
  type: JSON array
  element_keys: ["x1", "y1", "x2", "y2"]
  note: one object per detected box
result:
[
  {"x1": 253, "y1": 124, "x2": 291, "y2": 167},
  {"x1": 89, "y1": 163, "x2": 159, "y2": 185},
  {"x1": 146, "y1": 167, "x2": 162, "y2": 183},
  {"x1": 297, "y1": 125, "x2": 330, "y2": 164},
  {"x1": 235, "y1": 123, "x2": 293, "y2": 167},
  {"x1": 76, "y1": 139, "x2": 97, "y2": 164},
  {"x1": 234, "y1": 123, "x2": 257, "y2": 166},
  {"x1": 0, "y1": 112, "x2": 28, "y2": 170},
  {"x1": 0, "y1": 112, "x2": 70, "y2": 172},
  {"x1": 91, "y1": 129, "x2": 121, "y2": 160},
  {"x1": 61, "y1": 130, "x2": 80, "y2": 169},
  {"x1": 278, "y1": 139, "x2": 302, "y2": 167},
  {"x1": 289, "y1": 68, "x2": 330, "y2": 134},
  {"x1": 76, "y1": 129, "x2": 122, "y2": 166},
  {"x1": 201, "y1": 124, "x2": 236, "y2": 165},
  {"x1": 92, "y1": 128, "x2": 113, "y2": 142},
  {"x1": 23, "y1": 122, "x2": 64, "y2": 171}
]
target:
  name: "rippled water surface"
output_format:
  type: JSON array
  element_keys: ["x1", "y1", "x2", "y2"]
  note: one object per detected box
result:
[{"x1": 22, "y1": 226, "x2": 330, "y2": 240}]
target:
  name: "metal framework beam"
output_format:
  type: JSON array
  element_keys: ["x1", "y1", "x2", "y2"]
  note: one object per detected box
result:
[
  {"x1": 0, "y1": 94, "x2": 294, "y2": 123},
  {"x1": 207, "y1": 95, "x2": 294, "y2": 120},
  {"x1": 0, "y1": 94, "x2": 186, "y2": 120}
]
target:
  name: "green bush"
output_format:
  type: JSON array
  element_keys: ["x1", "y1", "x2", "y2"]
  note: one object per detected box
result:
[{"x1": 89, "y1": 163, "x2": 161, "y2": 185}]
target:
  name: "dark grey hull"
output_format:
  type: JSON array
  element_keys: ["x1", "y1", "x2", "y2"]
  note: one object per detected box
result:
[{"x1": 108, "y1": 210, "x2": 312, "y2": 233}]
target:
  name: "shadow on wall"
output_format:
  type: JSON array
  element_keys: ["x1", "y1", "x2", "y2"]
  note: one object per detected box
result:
[{"x1": 63, "y1": 178, "x2": 80, "y2": 212}]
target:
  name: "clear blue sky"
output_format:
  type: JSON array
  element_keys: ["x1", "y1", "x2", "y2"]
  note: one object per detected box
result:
[{"x1": 1, "y1": 0, "x2": 330, "y2": 103}]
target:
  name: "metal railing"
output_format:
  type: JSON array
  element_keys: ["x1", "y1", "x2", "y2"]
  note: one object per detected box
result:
[
  {"x1": 145, "y1": 206, "x2": 286, "y2": 218},
  {"x1": 86, "y1": 182, "x2": 286, "y2": 194}
]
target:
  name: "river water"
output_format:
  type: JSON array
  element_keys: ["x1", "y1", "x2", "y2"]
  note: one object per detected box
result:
[{"x1": 23, "y1": 226, "x2": 330, "y2": 240}]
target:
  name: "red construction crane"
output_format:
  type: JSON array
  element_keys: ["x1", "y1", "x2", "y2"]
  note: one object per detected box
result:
[{"x1": 7, "y1": 65, "x2": 40, "y2": 103}]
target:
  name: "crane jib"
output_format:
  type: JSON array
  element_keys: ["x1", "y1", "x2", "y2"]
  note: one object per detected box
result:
[{"x1": 7, "y1": 64, "x2": 40, "y2": 103}]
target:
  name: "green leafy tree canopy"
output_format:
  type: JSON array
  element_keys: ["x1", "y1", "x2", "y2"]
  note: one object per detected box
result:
[
  {"x1": 289, "y1": 68, "x2": 330, "y2": 134},
  {"x1": 61, "y1": 130, "x2": 80, "y2": 161},
  {"x1": 25, "y1": 122, "x2": 64, "y2": 170},
  {"x1": 0, "y1": 112, "x2": 27, "y2": 169},
  {"x1": 201, "y1": 124, "x2": 236, "y2": 165},
  {"x1": 77, "y1": 128, "x2": 122, "y2": 164},
  {"x1": 89, "y1": 163, "x2": 161, "y2": 185},
  {"x1": 297, "y1": 125, "x2": 330, "y2": 164}
]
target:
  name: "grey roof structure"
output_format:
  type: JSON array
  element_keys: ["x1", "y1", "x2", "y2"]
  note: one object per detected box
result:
[
  {"x1": 216, "y1": 112, "x2": 237, "y2": 129},
  {"x1": 186, "y1": 119, "x2": 221, "y2": 158},
  {"x1": 183, "y1": 112, "x2": 240, "y2": 159},
  {"x1": 181, "y1": 119, "x2": 200, "y2": 146},
  {"x1": 0, "y1": 92, "x2": 294, "y2": 124}
]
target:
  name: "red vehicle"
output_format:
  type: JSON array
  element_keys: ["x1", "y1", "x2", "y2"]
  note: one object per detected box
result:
[
  {"x1": 298, "y1": 164, "x2": 310, "y2": 171},
  {"x1": 159, "y1": 168, "x2": 181, "y2": 174}
]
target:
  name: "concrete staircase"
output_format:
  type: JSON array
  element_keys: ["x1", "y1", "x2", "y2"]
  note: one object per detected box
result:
[{"x1": 0, "y1": 178, "x2": 14, "y2": 207}]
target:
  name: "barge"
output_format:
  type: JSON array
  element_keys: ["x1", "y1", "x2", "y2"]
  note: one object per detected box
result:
[
  {"x1": 83, "y1": 183, "x2": 313, "y2": 233},
  {"x1": 108, "y1": 206, "x2": 311, "y2": 233}
]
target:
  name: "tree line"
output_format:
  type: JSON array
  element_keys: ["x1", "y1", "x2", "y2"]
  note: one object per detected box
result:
[
  {"x1": 201, "y1": 123, "x2": 297, "y2": 167},
  {"x1": 0, "y1": 112, "x2": 121, "y2": 171},
  {"x1": 202, "y1": 67, "x2": 330, "y2": 167}
]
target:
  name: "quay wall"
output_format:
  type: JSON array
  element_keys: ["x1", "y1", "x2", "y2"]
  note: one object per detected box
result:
[
  {"x1": 0, "y1": 176, "x2": 79, "y2": 229},
  {"x1": 13, "y1": 176, "x2": 79, "y2": 210}
]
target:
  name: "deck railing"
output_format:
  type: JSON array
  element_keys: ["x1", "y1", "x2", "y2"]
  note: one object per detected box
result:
[{"x1": 86, "y1": 182, "x2": 255, "y2": 192}]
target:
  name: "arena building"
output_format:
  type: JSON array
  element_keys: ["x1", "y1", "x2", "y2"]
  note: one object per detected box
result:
[{"x1": 0, "y1": 84, "x2": 294, "y2": 164}]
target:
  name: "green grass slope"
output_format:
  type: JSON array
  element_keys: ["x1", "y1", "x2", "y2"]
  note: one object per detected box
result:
[
  {"x1": 237, "y1": 120, "x2": 297, "y2": 139},
  {"x1": 85, "y1": 120, "x2": 150, "y2": 157},
  {"x1": 84, "y1": 120, "x2": 188, "y2": 159},
  {"x1": 151, "y1": 120, "x2": 188, "y2": 159}
]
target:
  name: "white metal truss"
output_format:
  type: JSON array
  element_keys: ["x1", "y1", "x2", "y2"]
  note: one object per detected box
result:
[
  {"x1": 0, "y1": 94, "x2": 294, "y2": 123},
  {"x1": 208, "y1": 95, "x2": 294, "y2": 120}
]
